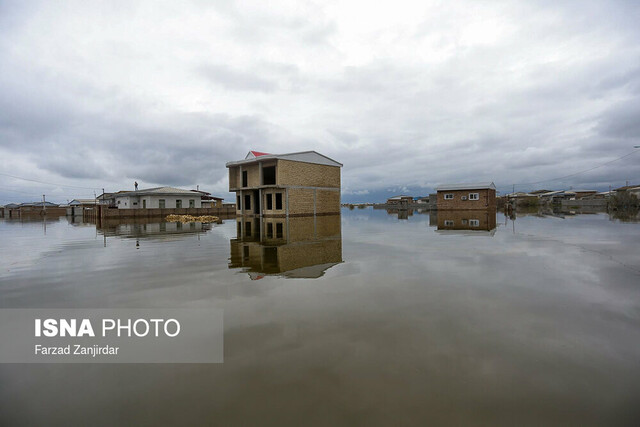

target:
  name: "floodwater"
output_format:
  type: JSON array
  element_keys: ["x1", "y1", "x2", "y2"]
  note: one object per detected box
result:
[{"x1": 1, "y1": 207, "x2": 640, "y2": 426}]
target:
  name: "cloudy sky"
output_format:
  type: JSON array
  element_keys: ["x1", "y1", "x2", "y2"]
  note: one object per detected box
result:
[{"x1": 1, "y1": 0, "x2": 639, "y2": 204}]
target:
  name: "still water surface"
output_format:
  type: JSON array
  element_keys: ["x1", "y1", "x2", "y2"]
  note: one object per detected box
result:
[{"x1": 1, "y1": 208, "x2": 640, "y2": 426}]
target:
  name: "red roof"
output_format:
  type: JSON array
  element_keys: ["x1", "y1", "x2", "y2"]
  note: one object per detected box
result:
[{"x1": 250, "y1": 151, "x2": 270, "y2": 157}]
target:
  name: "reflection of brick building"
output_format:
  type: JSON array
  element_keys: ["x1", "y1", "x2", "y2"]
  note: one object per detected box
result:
[
  {"x1": 227, "y1": 151, "x2": 342, "y2": 217},
  {"x1": 436, "y1": 209, "x2": 497, "y2": 232},
  {"x1": 229, "y1": 215, "x2": 342, "y2": 279},
  {"x1": 436, "y1": 182, "x2": 496, "y2": 210}
]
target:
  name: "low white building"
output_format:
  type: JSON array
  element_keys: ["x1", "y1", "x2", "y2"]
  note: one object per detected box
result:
[{"x1": 114, "y1": 187, "x2": 203, "y2": 209}]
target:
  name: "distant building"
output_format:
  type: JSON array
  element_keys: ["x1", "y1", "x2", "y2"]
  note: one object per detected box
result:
[
  {"x1": 226, "y1": 150, "x2": 342, "y2": 217},
  {"x1": 435, "y1": 182, "x2": 496, "y2": 210},
  {"x1": 69, "y1": 199, "x2": 97, "y2": 216},
  {"x1": 192, "y1": 190, "x2": 224, "y2": 208},
  {"x1": 386, "y1": 195, "x2": 414, "y2": 206},
  {"x1": 614, "y1": 184, "x2": 640, "y2": 197},
  {"x1": 114, "y1": 187, "x2": 203, "y2": 209},
  {"x1": 571, "y1": 189, "x2": 597, "y2": 199},
  {"x1": 19, "y1": 201, "x2": 60, "y2": 208}
]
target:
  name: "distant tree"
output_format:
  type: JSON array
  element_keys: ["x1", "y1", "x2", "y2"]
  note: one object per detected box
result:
[{"x1": 611, "y1": 192, "x2": 639, "y2": 209}]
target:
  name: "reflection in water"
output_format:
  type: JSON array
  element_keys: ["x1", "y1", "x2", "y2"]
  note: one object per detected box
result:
[
  {"x1": 2, "y1": 208, "x2": 640, "y2": 425},
  {"x1": 230, "y1": 215, "x2": 343, "y2": 279},
  {"x1": 96, "y1": 218, "x2": 214, "y2": 247},
  {"x1": 435, "y1": 209, "x2": 497, "y2": 234}
]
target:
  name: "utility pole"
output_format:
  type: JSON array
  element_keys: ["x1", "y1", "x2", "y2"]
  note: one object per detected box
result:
[{"x1": 42, "y1": 194, "x2": 46, "y2": 215}]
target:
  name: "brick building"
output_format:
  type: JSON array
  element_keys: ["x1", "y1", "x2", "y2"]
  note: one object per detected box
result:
[
  {"x1": 227, "y1": 150, "x2": 342, "y2": 217},
  {"x1": 435, "y1": 182, "x2": 496, "y2": 210}
]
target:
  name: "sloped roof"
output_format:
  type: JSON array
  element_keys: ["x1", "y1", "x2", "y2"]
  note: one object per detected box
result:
[
  {"x1": 388, "y1": 195, "x2": 413, "y2": 200},
  {"x1": 614, "y1": 184, "x2": 640, "y2": 191},
  {"x1": 117, "y1": 187, "x2": 201, "y2": 197},
  {"x1": 435, "y1": 182, "x2": 496, "y2": 191},
  {"x1": 245, "y1": 151, "x2": 271, "y2": 159},
  {"x1": 19, "y1": 201, "x2": 60, "y2": 207},
  {"x1": 227, "y1": 150, "x2": 342, "y2": 168},
  {"x1": 69, "y1": 199, "x2": 97, "y2": 205}
]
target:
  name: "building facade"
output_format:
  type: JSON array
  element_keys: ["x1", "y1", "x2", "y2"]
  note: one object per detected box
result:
[
  {"x1": 114, "y1": 187, "x2": 203, "y2": 209},
  {"x1": 435, "y1": 182, "x2": 497, "y2": 210},
  {"x1": 227, "y1": 151, "x2": 342, "y2": 217}
]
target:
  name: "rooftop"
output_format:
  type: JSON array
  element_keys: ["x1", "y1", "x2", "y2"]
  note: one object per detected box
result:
[
  {"x1": 227, "y1": 150, "x2": 343, "y2": 168},
  {"x1": 435, "y1": 182, "x2": 496, "y2": 191},
  {"x1": 117, "y1": 186, "x2": 201, "y2": 197}
]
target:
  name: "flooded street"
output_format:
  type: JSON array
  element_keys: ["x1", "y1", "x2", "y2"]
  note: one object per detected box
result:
[{"x1": 1, "y1": 208, "x2": 640, "y2": 426}]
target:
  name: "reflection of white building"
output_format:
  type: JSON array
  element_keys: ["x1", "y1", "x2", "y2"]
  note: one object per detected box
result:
[{"x1": 114, "y1": 187, "x2": 203, "y2": 209}]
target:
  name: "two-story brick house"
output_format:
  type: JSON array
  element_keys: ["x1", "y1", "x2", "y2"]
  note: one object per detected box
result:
[
  {"x1": 435, "y1": 182, "x2": 496, "y2": 210},
  {"x1": 226, "y1": 150, "x2": 342, "y2": 217}
]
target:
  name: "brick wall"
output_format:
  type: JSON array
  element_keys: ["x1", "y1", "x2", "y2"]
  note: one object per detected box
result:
[
  {"x1": 437, "y1": 189, "x2": 496, "y2": 210},
  {"x1": 276, "y1": 160, "x2": 340, "y2": 188},
  {"x1": 316, "y1": 189, "x2": 340, "y2": 214}
]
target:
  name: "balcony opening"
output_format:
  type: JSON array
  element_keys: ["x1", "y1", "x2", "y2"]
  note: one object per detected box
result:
[{"x1": 263, "y1": 166, "x2": 276, "y2": 185}]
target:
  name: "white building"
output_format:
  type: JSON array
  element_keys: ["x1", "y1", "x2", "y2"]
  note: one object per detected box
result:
[{"x1": 114, "y1": 187, "x2": 203, "y2": 209}]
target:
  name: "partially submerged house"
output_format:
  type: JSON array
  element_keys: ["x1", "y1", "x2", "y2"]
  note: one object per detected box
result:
[
  {"x1": 68, "y1": 199, "x2": 97, "y2": 216},
  {"x1": 114, "y1": 187, "x2": 203, "y2": 209},
  {"x1": 435, "y1": 182, "x2": 496, "y2": 210},
  {"x1": 226, "y1": 150, "x2": 342, "y2": 217},
  {"x1": 386, "y1": 195, "x2": 414, "y2": 206},
  {"x1": 192, "y1": 190, "x2": 224, "y2": 208}
]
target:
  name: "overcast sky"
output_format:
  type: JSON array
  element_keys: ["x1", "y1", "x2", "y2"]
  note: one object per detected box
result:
[{"x1": 1, "y1": 0, "x2": 639, "y2": 204}]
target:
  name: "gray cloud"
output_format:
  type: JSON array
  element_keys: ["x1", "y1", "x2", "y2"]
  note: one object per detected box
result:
[{"x1": 1, "y1": 0, "x2": 640, "y2": 204}]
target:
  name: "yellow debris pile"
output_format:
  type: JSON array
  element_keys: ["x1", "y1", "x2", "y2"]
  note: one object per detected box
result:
[{"x1": 165, "y1": 214, "x2": 219, "y2": 223}]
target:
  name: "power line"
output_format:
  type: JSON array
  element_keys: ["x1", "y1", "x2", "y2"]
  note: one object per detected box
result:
[
  {"x1": 511, "y1": 149, "x2": 640, "y2": 189},
  {"x1": 0, "y1": 171, "x2": 101, "y2": 190}
]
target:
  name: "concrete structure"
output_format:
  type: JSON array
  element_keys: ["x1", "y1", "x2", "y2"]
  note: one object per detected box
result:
[
  {"x1": 227, "y1": 150, "x2": 342, "y2": 217},
  {"x1": 68, "y1": 199, "x2": 97, "y2": 216},
  {"x1": 435, "y1": 182, "x2": 496, "y2": 210},
  {"x1": 114, "y1": 187, "x2": 203, "y2": 209}
]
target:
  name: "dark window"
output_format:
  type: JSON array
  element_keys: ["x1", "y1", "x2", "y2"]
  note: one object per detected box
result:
[
  {"x1": 276, "y1": 223, "x2": 283, "y2": 238},
  {"x1": 266, "y1": 194, "x2": 273, "y2": 210},
  {"x1": 263, "y1": 166, "x2": 276, "y2": 185},
  {"x1": 189, "y1": 199, "x2": 195, "y2": 208},
  {"x1": 236, "y1": 195, "x2": 241, "y2": 210},
  {"x1": 243, "y1": 246, "x2": 249, "y2": 261},
  {"x1": 242, "y1": 171, "x2": 248, "y2": 187},
  {"x1": 245, "y1": 221, "x2": 251, "y2": 236},
  {"x1": 176, "y1": 200, "x2": 182, "y2": 208},
  {"x1": 159, "y1": 199, "x2": 165, "y2": 208},
  {"x1": 275, "y1": 193, "x2": 283, "y2": 210},
  {"x1": 244, "y1": 195, "x2": 251, "y2": 211},
  {"x1": 267, "y1": 223, "x2": 273, "y2": 238}
]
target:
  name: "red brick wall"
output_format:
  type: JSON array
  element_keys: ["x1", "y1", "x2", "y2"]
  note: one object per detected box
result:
[{"x1": 437, "y1": 189, "x2": 496, "y2": 210}]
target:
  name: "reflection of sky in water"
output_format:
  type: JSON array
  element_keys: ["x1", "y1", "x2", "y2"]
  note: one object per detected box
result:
[{"x1": 1, "y1": 208, "x2": 640, "y2": 426}]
